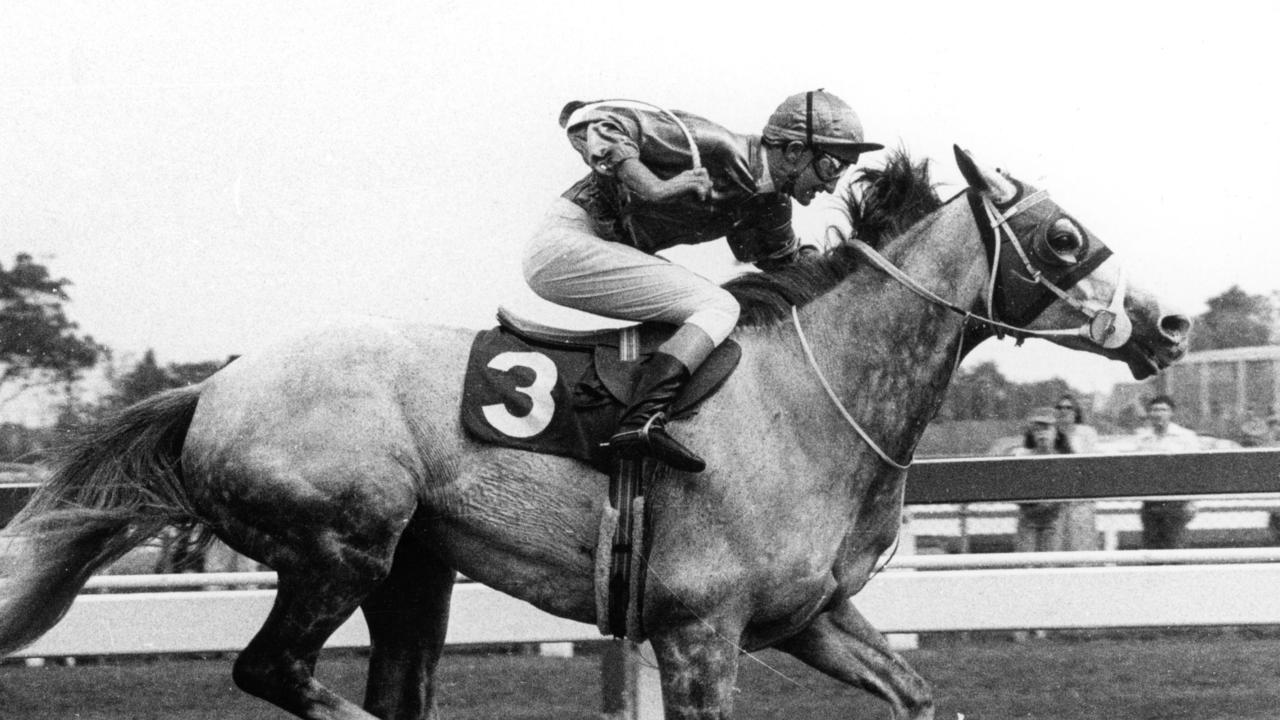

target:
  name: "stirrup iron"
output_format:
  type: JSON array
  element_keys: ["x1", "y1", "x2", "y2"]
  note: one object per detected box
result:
[{"x1": 603, "y1": 413, "x2": 705, "y2": 472}]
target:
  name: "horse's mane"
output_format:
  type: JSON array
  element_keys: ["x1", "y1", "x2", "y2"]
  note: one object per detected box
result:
[{"x1": 725, "y1": 149, "x2": 943, "y2": 326}]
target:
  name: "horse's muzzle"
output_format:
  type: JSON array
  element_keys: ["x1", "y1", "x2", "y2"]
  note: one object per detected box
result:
[
  {"x1": 1128, "y1": 312, "x2": 1191, "y2": 377},
  {"x1": 1159, "y1": 313, "x2": 1193, "y2": 352}
]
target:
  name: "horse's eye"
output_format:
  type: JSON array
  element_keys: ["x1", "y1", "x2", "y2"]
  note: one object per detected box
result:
[
  {"x1": 1047, "y1": 218, "x2": 1083, "y2": 256},
  {"x1": 1031, "y1": 217, "x2": 1087, "y2": 266}
]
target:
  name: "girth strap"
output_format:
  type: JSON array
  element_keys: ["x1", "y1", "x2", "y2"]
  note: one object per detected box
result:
[{"x1": 604, "y1": 457, "x2": 652, "y2": 639}]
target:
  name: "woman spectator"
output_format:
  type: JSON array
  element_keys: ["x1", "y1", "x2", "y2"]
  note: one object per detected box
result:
[
  {"x1": 1012, "y1": 408, "x2": 1066, "y2": 553},
  {"x1": 1051, "y1": 394, "x2": 1100, "y2": 551},
  {"x1": 1054, "y1": 393, "x2": 1099, "y2": 454}
]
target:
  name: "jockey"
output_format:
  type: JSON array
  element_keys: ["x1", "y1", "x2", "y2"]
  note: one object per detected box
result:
[{"x1": 523, "y1": 89, "x2": 882, "y2": 472}]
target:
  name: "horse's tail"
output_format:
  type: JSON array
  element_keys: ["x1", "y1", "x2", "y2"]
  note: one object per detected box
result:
[{"x1": 0, "y1": 385, "x2": 204, "y2": 655}]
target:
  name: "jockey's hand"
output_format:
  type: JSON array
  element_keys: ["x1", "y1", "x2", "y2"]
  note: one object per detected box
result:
[
  {"x1": 616, "y1": 159, "x2": 712, "y2": 203},
  {"x1": 667, "y1": 168, "x2": 713, "y2": 202}
]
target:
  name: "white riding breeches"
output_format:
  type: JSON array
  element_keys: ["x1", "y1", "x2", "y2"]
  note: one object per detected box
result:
[{"x1": 522, "y1": 198, "x2": 741, "y2": 346}]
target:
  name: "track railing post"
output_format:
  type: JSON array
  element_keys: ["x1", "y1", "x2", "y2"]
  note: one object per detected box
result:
[
  {"x1": 888, "y1": 509, "x2": 920, "y2": 650},
  {"x1": 601, "y1": 640, "x2": 662, "y2": 719}
]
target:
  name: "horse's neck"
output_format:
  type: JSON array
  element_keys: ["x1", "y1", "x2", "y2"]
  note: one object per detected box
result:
[{"x1": 792, "y1": 198, "x2": 989, "y2": 463}]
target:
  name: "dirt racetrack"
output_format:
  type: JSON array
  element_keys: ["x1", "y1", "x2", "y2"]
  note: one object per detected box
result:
[{"x1": 3, "y1": 632, "x2": 1280, "y2": 719}]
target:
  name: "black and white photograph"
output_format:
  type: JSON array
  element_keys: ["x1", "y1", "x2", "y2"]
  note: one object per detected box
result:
[{"x1": 2, "y1": 2, "x2": 1279, "y2": 718}]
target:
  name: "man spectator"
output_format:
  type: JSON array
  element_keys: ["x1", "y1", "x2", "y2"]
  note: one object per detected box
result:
[{"x1": 1134, "y1": 395, "x2": 1202, "y2": 549}]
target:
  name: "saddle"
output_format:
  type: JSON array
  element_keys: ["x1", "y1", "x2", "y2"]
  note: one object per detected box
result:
[{"x1": 460, "y1": 307, "x2": 741, "y2": 472}]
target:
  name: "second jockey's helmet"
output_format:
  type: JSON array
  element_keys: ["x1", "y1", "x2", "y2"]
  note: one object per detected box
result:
[{"x1": 763, "y1": 89, "x2": 884, "y2": 163}]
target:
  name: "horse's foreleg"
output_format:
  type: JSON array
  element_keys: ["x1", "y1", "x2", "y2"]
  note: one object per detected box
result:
[
  {"x1": 649, "y1": 621, "x2": 743, "y2": 720},
  {"x1": 775, "y1": 599, "x2": 934, "y2": 720},
  {"x1": 360, "y1": 532, "x2": 455, "y2": 720}
]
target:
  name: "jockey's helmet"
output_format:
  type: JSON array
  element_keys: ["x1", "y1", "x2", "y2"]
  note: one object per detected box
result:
[{"x1": 763, "y1": 89, "x2": 884, "y2": 164}]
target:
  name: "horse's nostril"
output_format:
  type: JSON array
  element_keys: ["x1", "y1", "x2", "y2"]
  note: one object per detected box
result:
[{"x1": 1160, "y1": 314, "x2": 1192, "y2": 342}]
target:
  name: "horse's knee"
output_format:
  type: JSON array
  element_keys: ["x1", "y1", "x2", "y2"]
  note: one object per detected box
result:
[
  {"x1": 231, "y1": 652, "x2": 262, "y2": 696},
  {"x1": 899, "y1": 682, "x2": 935, "y2": 720},
  {"x1": 232, "y1": 647, "x2": 296, "y2": 703},
  {"x1": 233, "y1": 644, "x2": 372, "y2": 719}
]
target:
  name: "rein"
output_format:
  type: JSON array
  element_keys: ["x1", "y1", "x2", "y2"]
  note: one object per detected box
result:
[{"x1": 791, "y1": 305, "x2": 912, "y2": 470}]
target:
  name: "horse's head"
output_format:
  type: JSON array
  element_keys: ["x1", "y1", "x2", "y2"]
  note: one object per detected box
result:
[{"x1": 954, "y1": 146, "x2": 1190, "y2": 379}]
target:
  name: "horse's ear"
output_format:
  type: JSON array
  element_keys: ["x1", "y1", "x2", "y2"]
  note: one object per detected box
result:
[{"x1": 953, "y1": 145, "x2": 1016, "y2": 203}]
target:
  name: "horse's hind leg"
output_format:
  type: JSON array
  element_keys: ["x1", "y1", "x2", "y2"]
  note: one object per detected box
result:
[
  {"x1": 776, "y1": 600, "x2": 934, "y2": 720},
  {"x1": 360, "y1": 529, "x2": 455, "y2": 720},
  {"x1": 224, "y1": 477, "x2": 416, "y2": 719},
  {"x1": 234, "y1": 568, "x2": 386, "y2": 720}
]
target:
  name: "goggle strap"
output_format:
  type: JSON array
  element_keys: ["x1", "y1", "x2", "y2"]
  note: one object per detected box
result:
[{"x1": 805, "y1": 90, "x2": 814, "y2": 149}]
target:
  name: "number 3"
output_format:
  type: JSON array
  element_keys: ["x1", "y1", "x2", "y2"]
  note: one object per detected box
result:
[{"x1": 481, "y1": 352, "x2": 557, "y2": 438}]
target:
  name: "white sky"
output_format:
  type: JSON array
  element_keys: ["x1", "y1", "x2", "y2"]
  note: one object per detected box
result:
[{"x1": 3, "y1": 1, "x2": 1277, "y2": 394}]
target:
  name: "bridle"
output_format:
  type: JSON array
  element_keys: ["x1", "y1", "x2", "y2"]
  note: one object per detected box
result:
[
  {"x1": 793, "y1": 178, "x2": 1134, "y2": 470},
  {"x1": 838, "y1": 181, "x2": 1133, "y2": 359},
  {"x1": 971, "y1": 187, "x2": 1131, "y2": 350}
]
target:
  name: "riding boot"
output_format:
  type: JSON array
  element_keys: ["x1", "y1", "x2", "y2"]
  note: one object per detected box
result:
[{"x1": 604, "y1": 352, "x2": 706, "y2": 472}]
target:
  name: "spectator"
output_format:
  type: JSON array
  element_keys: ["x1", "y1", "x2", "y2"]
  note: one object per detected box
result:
[
  {"x1": 1134, "y1": 395, "x2": 1202, "y2": 549},
  {"x1": 1238, "y1": 412, "x2": 1271, "y2": 448},
  {"x1": 1051, "y1": 394, "x2": 1100, "y2": 551},
  {"x1": 1053, "y1": 393, "x2": 1098, "y2": 453},
  {"x1": 1012, "y1": 408, "x2": 1066, "y2": 553}
]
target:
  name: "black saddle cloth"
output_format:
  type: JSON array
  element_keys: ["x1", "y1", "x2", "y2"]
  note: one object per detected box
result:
[{"x1": 460, "y1": 315, "x2": 740, "y2": 472}]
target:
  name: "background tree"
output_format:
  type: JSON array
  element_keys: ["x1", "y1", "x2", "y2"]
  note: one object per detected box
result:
[
  {"x1": 104, "y1": 350, "x2": 224, "y2": 410},
  {"x1": 941, "y1": 361, "x2": 1085, "y2": 422},
  {"x1": 1190, "y1": 285, "x2": 1273, "y2": 351},
  {"x1": 942, "y1": 362, "x2": 1012, "y2": 420},
  {"x1": 0, "y1": 253, "x2": 106, "y2": 402}
]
